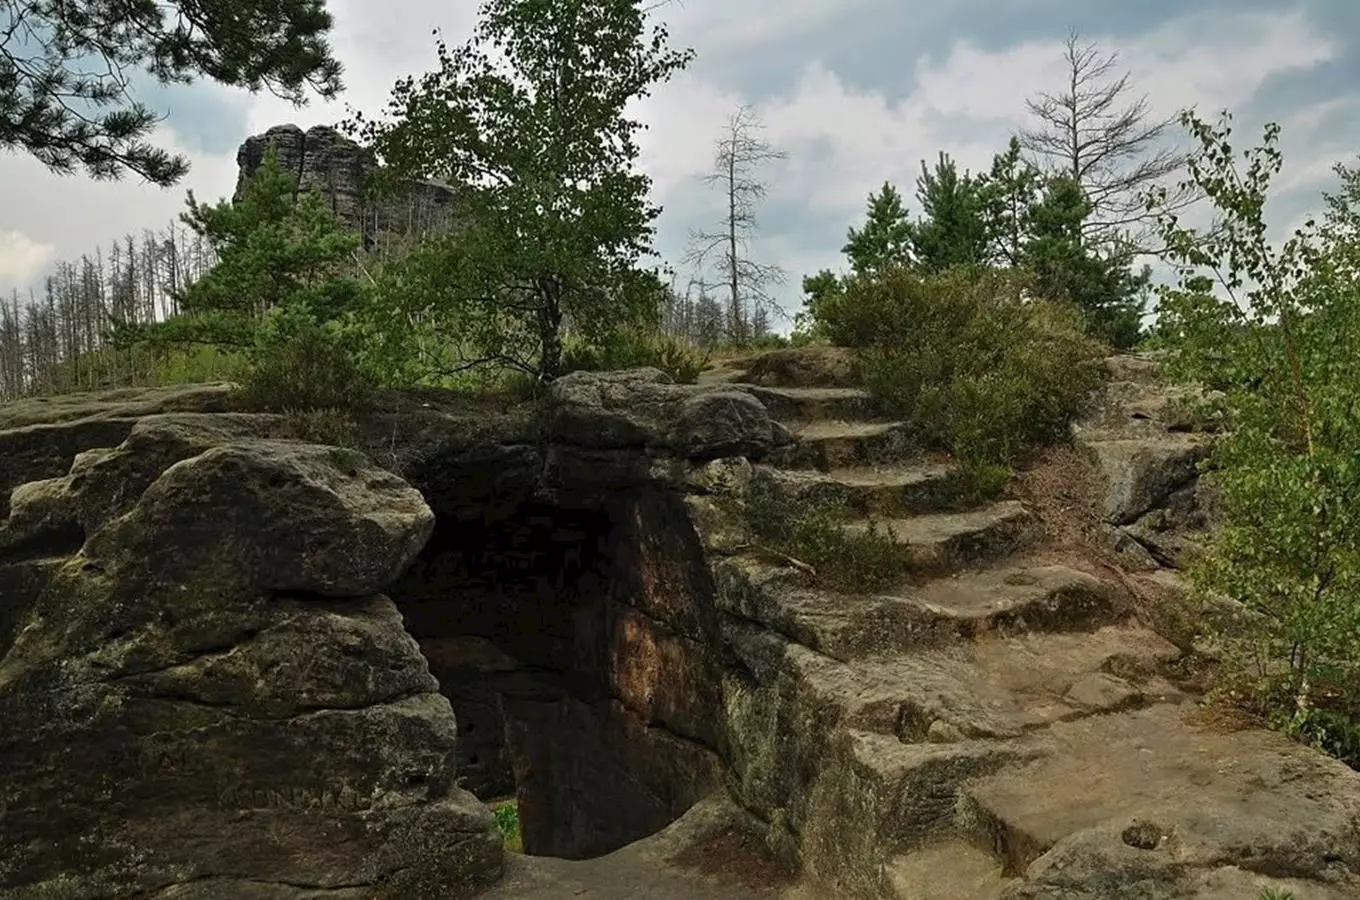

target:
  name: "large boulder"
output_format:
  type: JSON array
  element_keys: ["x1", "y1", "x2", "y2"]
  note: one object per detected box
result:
[
  {"x1": 0, "y1": 384, "x2": 234, "y2": 518},
  {"x1": 546, "y1": 368, "x2": 793, "y2": 460},
  {"x1": 0, "y1": 424, "x2": 502, "y2": 898}
]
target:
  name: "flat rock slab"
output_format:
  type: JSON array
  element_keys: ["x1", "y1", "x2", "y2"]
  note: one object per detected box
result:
[
  {"x1": 807, "y1": 624, "x2": 1182, "y2": 742},
  {"x1": 887, "y1": 840, "x2": 1008, "y2": 900},
  {"x1": 962, "y1": 702, "x2": 1360, "y2": 881}
]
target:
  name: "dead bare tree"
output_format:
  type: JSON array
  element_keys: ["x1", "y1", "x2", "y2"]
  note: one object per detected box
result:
[
  {"x1": 684, "y1": 104, "x2": 788, "y2": 344},
  {"x1": 1021, "y1": 29, "x2": 1199, "y2": 254}
]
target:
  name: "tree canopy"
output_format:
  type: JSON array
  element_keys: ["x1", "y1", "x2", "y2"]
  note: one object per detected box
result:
[
  {"x1": 1, "y1": 0, "x2": 343, "y2": 185},
  {"x1": 345, "y1": 0, "x2": 693, "y2": 381}
]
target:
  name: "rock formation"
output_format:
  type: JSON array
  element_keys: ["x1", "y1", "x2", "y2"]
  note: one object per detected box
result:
[
  {"x1": 234, "y1": 124, "x2": 458, "y2": 249},
  {"x1": 2, "y1": 350, "x2": 1360, "y2": 899}
]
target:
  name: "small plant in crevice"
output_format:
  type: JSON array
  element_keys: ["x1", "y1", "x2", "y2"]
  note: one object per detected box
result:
[
  {"x1": 953, "y1": 459, "x2": 1013, "y2": 507},
  {"x1": 740, "y1": 473, "x2": 911, "y2": 593},
  {"x1": 492, "y1": 800, "x2": 522, "y2": 852}
]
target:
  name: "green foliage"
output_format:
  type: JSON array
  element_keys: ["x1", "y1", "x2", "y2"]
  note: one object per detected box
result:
[
  {"x1": 235, "y1": 309, "x2": 374, "y2": 414},
  {"x1": 742, "y1": 473, "x2": 911, "y2": 593},
  {"x1": 109, "y1": 145, "x2": 379, "y2": 409},
  {"x1": 906, "y1": 153, "x2": 990, "y2": 274},
  {"x1": 980, "y1": 137, "x2": 1043, "y2": 266},
  {"x1": 144, "y1": 346, "x2": 251, "y2": 385},
  {"x1": 177, "y1": 145, "x2": 367, "y2": 325},
  {"x1": 802, "y1": 137, "x2": 1149, "y2": 350},
  {"x1": 1024, "y1": 176, "x2": 1149, "y2": 349},
  {"x1": 347, "y1": 0, "x2": 693, "y2": 383},
  {"x1": 562, "y1": 328, "x2": 710, "y2": 384},
  {"x1": 842, "y1": 182, "x2": 914, "y2": 276},
  {"x1": 818, "y1": 266, "x2": 1105, "y2": 466},
  {"x1": 2, "y1": 0, "x2": 342, "y2": 184},
  {"x1": 493, "y1": 801, "x2": 522, "y2": 852},
  {"x1": 1151, "y1": 110, "x2": 1360, "y2": 767}
]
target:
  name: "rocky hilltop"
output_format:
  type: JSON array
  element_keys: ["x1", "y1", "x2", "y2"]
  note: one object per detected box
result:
[
  {"x1": 234, "y1": 124, "x2": 459, "y2": 249},
  {"x1": 1, "y1": 350, "x2": 1359, "y2": 899}
]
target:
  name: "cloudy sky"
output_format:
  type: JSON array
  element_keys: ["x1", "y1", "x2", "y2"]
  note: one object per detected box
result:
[{"x1": 1, "y1": 0, "x2": 1357, "y2": 321}]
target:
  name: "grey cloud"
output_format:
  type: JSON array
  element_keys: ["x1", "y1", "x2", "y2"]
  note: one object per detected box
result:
[{"x1": 3, "y1": 0, "x2": 1357, "y2": 329}]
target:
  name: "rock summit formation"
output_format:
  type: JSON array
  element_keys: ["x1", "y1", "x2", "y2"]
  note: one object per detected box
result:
[{"x1": 234, "y1": 123, "x2": 458, "y2": 248}]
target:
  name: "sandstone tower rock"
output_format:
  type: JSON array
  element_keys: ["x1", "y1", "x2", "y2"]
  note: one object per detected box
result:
[{"x1": 234, "y1": 123, "x2": 458, "y2": 249}]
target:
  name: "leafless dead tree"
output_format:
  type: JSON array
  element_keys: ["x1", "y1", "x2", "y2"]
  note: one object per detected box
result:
[
  {"x1": 1021, "y1": 29, "x2": 1200, "y2": 254},
  {"x1": 684, "y1": 104, "x2": 788, "y2": 343}
]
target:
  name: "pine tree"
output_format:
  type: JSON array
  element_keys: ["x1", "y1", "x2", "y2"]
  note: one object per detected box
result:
[
  {"x1": 906, "y1": 152, "x2": 989, "y2": 274},
  {"x1": 127, "y1": 144, "x2": 366, "y2": 350},
  {"x1": 2, "y1": 0, "x2": 343, "y2": 185},
  {"x1": 980, "y1": 137, "x2": 1043, "y2": 267},
  {"x1": 1023, "y1": 176, "x2": 1147, "y2": 348},
  {"x1": 842, "y1": 181, "x2": 913, "y2": 276}
]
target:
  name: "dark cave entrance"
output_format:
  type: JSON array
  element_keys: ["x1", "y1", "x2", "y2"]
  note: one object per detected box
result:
[{"x1": 388, "y1": 457, "x2": 723, "y2": 860}]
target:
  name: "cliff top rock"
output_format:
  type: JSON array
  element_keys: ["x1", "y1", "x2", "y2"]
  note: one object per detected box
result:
[{"x1": 234, "y1": 123, "x2": 459, "y2": 247}]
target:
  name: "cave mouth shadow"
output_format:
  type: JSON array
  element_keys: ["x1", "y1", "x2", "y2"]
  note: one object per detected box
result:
[{"x1": 389, "y1": 490, "x2": 715, "y2": 861}]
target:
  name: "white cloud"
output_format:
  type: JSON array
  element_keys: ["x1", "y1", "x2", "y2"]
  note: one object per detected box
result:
[
  {"x1": 0, "y1": 0, "x2": 1350, "y2": 324},
  {"x1": 0, "y1": 230, "x2": 57, "y2": 289}
]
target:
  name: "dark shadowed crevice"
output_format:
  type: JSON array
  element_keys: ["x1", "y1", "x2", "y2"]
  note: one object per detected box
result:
[{"x1": 389, "y1": 460, "x2": 724, "y2": 860}]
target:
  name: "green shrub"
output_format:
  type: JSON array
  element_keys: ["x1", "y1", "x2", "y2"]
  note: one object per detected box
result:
[
  {"x1": 742, "y1": 472, "x2": 910, "y2": 593},
  {"x1": 815, "y1": 266, "x2": 1105, "y2": 466},
  {"x1": 562, "y1": 327, "x2": 710, "y2": 384},
  {"x1": 235, "y1": 309, "x2": 374, "y2": 414},
  {"x1": 493, "y1": 801, "x2": 522, "y2": 852}
]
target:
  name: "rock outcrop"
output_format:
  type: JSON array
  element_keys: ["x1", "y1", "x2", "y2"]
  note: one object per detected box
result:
[
  {"x1": 0, "y1": 404, "x2": 502, "y2": 898},
  {"x1": 234, "y1": 124, "x2": 458, "y2": 249},
  {"x1": 3, "y1": 353, "x2": 1360, "y2": 900}
]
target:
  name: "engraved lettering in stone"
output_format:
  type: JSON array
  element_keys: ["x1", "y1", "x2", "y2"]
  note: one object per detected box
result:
[
  {"x1": 133, "y1": 745, "x2": 201, "y2": 777},
  {"x1": 210, "y1": 778, "x2": 370, "y2": 812}
]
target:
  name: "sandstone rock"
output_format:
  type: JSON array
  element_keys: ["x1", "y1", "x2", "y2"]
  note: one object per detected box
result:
[
  {"x1": 235, "y1": 124, "x2": 458, "y2": 249},
  {"x1": 0, "y1": 429, "x2": 501, "y2": 898},
  {"x1": 0, "y1": 383, "x2": 234, "y2": 518},
  {"x1": 1081, "y1": 435, "x2": 1210, "y2": 525},
  {"x1": 546, "y1": 368, "x2": 792, "y2": 459},
  {"x1": 741, "y1": 345, "x2": 859, "y2": 388}
]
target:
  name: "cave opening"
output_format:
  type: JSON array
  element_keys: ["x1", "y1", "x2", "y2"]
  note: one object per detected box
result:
[{"x1": 388, "y1": 460, "x2": 723, "y2": 861}]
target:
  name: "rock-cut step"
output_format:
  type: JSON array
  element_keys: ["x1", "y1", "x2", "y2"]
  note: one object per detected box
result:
[
  {"x1": 713, "y1": 558, "x2": 1128, "y2": 660},
  {"x1": 766, "y1": 420, "x2": 916, "y2": 470},
  {"x1": 843, "y1": 501, "x2": 1041, "y2": 574},
  {"x1": 736, "y1": 384, "x2": 885, "y2": 423},
  {"x1": 754, "y1": 462, "x2": 966, "y2": 518}
]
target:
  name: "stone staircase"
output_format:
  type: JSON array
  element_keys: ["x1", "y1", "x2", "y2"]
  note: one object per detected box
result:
[{"x1": 697, "y1": 351, "x2": 1360, "y2": 900}]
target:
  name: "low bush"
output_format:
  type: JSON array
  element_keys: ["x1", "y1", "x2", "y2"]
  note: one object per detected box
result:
[
  {"x1": 562, "y1": 327, "x2": 710, "y2": 384},
  {"x1": 811, "y1": 265, "x2": 1105, "y2": 467},
  {"x1": 742, "y1": 472, "x2": 910, "y2": 593},
  {"x1": 234, "y1": 308, "x2": 374, "y2": 415}
]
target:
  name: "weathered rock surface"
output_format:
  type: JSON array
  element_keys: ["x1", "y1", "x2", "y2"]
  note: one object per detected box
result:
[
  {"x1": 235, "y1": 124, "x2": 458, "y2": 249},
  {"x1": 1075, "y1": 352, "x2": 1219, "y2": 568},
  {"x1": 676, "y1": 352, "x2": 1360, "y2": 900},
  {"x1": 5, "y1": 352, "x2": 1360, "y2": 900},
  {"x1": 0, "y1": 404, "x2": 501, "y2": 898}
]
